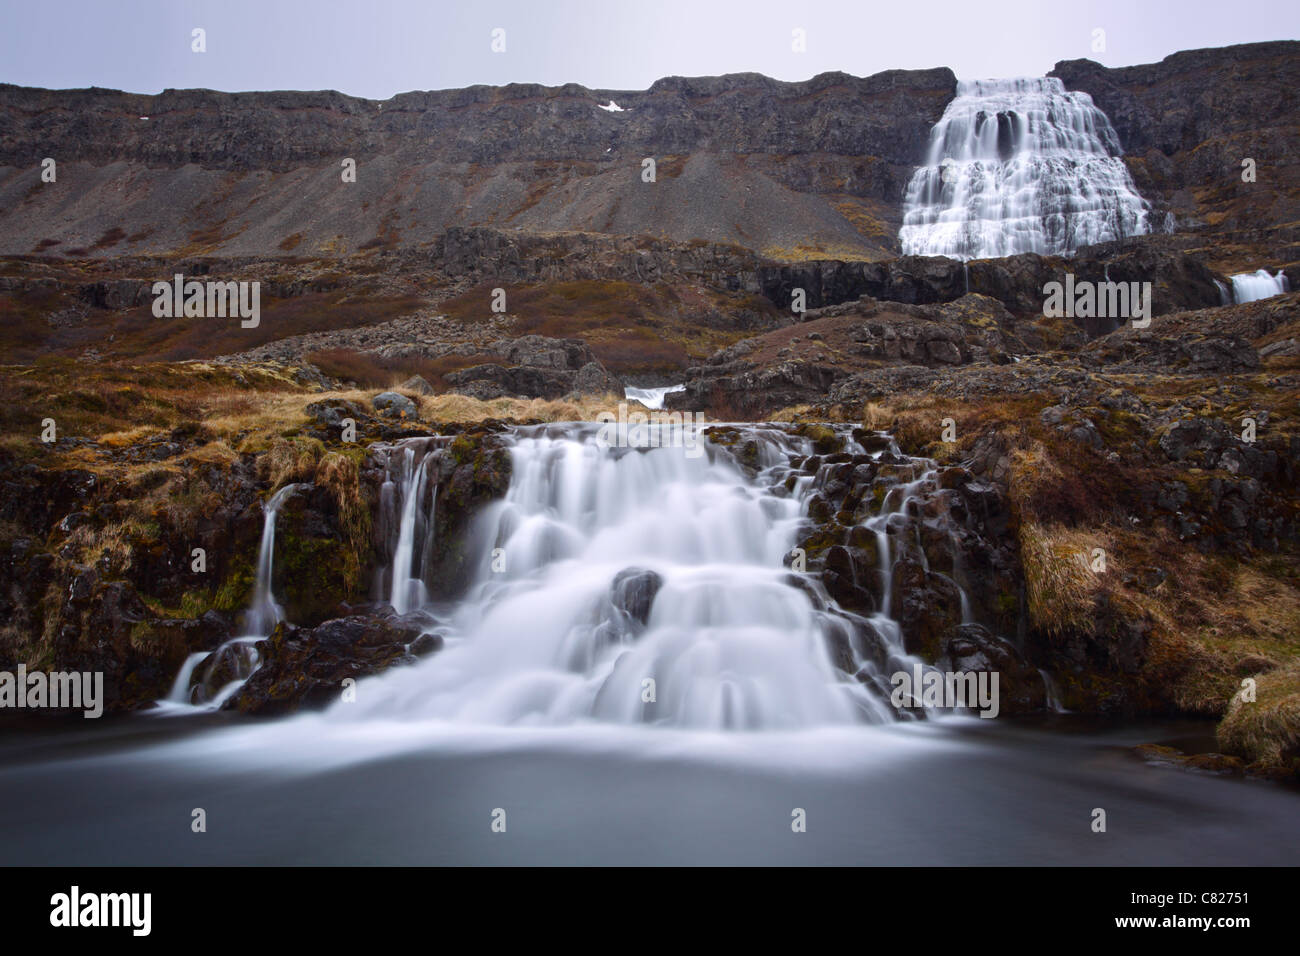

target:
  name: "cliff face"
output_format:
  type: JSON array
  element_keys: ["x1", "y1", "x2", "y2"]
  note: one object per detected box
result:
[
  {"x1": 0, "y1": 42, "x2": 1295, "y2": 265},
  {"x1": 1051, "y1": 41, "x2": 1300, "y2": 263},
  {"x1": 0, "y1": 69, "x2": 956, "y2": 260},
  {"x1": 0, "y1": 70, "x2": 955, "y2": 168}
]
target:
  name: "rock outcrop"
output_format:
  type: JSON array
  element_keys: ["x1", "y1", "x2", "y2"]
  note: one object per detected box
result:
[
  {"x1": 759, "y1": 237, "x2": 1228, "y2": 321},
  {"x1": 443, "y1": 335, "x2": 623, "y2": 399},
  {"x1": 0, "y1": 68, "x2": 956, "y2": 259},
  {"x1": 1051, "y1": 41, "x2": 1300, "y2": 259}
]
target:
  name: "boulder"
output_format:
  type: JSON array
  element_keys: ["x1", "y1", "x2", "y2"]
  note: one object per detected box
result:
[
  {"x1": 610, "y1": 568, "x2": 664, "y2": 629},
  {"x1": 229, "y1": 612, "x2": 436, "y2": 716},
  {"x1": 400, "y1": 375, "x2": 436, "y2": 395},
  {"x1": 372, "y1": 391, "x2": 419, "y2": 420}
]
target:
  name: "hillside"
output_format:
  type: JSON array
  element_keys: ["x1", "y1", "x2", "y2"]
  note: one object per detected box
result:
[{"x1": 0, "y1": 41, "x2": 1296, "y2": 266}]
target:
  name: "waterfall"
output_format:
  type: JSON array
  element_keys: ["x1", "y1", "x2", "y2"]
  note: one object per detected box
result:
[
  {"x1": 1038, "y1": 668, "x2": 1068, "y2": 714},
  {"x1": 157, "y1": 424, "x2": 1013, "y2": 728},
  {"x1": 325, "y1": 423, "x2": 963, "y2": 730},
  {"x1": 625, "y1": 384, "x2": 685, "y2": 410},
  {"x1": 376, "y1": 439, "x2": 443, "y2": 614},
  {"x1": 245, "y1": 483, "x2": 306, "y2": 635},
  {"x1": 160, "y1": 482, "x2": 306, "y2": 711},
  {"x1": 900, "y1": 77, "x2": 1149, "y2": 260},
  {"x1": 1229, "y1": 269, "x2": 1290, "y2": 303}
]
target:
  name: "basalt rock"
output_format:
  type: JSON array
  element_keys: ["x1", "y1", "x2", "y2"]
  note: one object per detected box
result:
[
  {"x1": 0, "y1": 67, "x2": 956, "y2": 258},
  {"x1": 1051, "y1": 42, "x2": 1300, "y2": 249},
  {"x1": 758, "y1": 238, "x2": 1226, "y2": 324},
  {"x1": 444, "y1": 336, "x2": 623, "y2": 400},
  {"x1": 372, "y1": 391, "x2": 419, "y2": 419},
  {"x1": 939, "y1": 623, "x2": 1046, "y2": 716},
  {"x1": 670, "y1": 360, "x2": 840, "y2": 419},
  {"x1": 228, "y1": 611, "x2": 435, "y2": 716},
  {"x1": 610, "y1": 568, "x2": 664, "y2": 630}
]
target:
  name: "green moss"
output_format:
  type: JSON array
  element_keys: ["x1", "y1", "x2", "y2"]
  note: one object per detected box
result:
[
  {"x1": 177, "y1": 588, "x2": 215, "y2": 618},
  {"x1": 274, "y1": 526, "x2": 365, "y2": 626},
  {"x1": 793, "y1": 423, "x2": 843, "y2": 455},
  {"x1": 214, "y1": 558, "x2": 255, "y2": 613},
  {"x1": 449, "y1": 434, "x2": 476, "y2": 466},
  {"x1": 704, "y1": 426, "x2": 742, "y2": 447},
  {"x1": 995, "y1": 590, "x2": 1019, "y2": 618},
  {"x1": 798, "y1": 527, "x2": 847, "y2": 562},
  {"x1": 1092, "y1": 407, "x2": 1145, "y2": 446}
]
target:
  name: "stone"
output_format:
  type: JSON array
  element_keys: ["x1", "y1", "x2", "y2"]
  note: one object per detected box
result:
[{"x1": 372, "y1": 391, "x2": 418, "y2": 419}]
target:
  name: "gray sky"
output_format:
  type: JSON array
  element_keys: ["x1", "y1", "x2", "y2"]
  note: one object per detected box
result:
[{"x1": 1, "y1": 0, "x2": 1295, "y2": 98}]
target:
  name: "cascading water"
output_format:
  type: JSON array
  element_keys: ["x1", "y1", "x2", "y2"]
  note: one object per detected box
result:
[
  {"x1": 900, "y1": 77, "x2": 1149, "y2": 260},
  {"x1": 326, "y1": 423, "x2": 958, "y2": 730},
  {"x1": 624, "y1": 384, "x2": 685, "y2": 410},
  {"x1": 1229, "y1": 268, "x2": 1291, "y2": 303},
  {"x1": 160, "y1": 482, "x2": 306, "y2": 711},
  {"x1": 374, "y1": 437, "x2": 446, "y2": 614}
]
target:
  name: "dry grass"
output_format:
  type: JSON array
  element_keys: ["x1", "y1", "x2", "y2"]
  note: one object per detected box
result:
[
  {"x1": 0, "y1": 278, "x2": 426, "y2": 363},
  {"x1": 767, "y1": 404, "x2": 814, "y2": 422},
  {"x1": 435, "y1": 279, "x2": 758, "y2": 376},
  {"x1": 1218, "y1": 659, "x2": 1300, "y2": 771},
  {"x1": 1019, "y1": 521, "x2": 1110, "y2": 638},
  {"x1": 862, "y1": 401, "x2": 892, "y2": 431},
  {"x1": 423, "y1": 391, "x2": 627, "y2": 423},
  {"x1": 761, "y1": 241, "x2": 881, "y2": 262},
  {"x1": 0, "y1": 355, "x2": 638, "y2": 473},
  {"x1": 262, "y1": 435, "x2": 326, "y2": 489},
  {"x1": 316, "y1": 450, "x2": 370, "y2": 554}
]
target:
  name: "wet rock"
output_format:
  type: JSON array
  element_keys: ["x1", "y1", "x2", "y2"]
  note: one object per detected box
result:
[
  {"x1": 230, "y1": 612, "x2": 431, "y2": 716},
  {"x1": 410, "y1": 632, "x2": 443, "y2": 656},
  {"x1": 610, "y1": 567, "x2": 664, "y2": 628},
  {"x1": 1135, "y1": 744, "x2": 1246, "y2": 776},
  {"x1": 940, "y1": 623, "x2": 1046, "y2": 715},
  {"x1": 417, "y1": 431, "x2": 513, "y2": 598},
  {"x1": 890, "y1": 556, "x2": 962, "y2": 660},
  {"x1": 822, "y1": 544, "x2": 878, "y2": 614}
]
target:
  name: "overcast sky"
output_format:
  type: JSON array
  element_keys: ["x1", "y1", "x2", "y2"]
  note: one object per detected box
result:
[{"x1": 1, "y1": 0, "x2": 1295, "y2": 99}]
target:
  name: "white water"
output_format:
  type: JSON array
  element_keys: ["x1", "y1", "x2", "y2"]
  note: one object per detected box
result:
[
  {"x1": 380, "y1": 439, "x2": 443, "y2": 614},
  {"x1": 624, "y1": 384, "x2": 685, "y2": 410},
  {"x1": 326, "y1": 424, "x2": 944, "y2": 729},
  {"x1": 900, "y1": 77, "x2": 1149, "y2": 260},
  {"x1": 158, "y1": 482, "x2": 306, "y2": 712},
  {"x1": 158, "y1": 424, "x2": 1017, "y2": 730},
  {"x1": 1229, "y1": 269, "x2": 1291, "y2": 303},
  {"x1": 1038, "y1": 668, "x2": 1069, "y2": 714}
]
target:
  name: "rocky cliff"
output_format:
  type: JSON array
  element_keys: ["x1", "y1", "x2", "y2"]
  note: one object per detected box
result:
[
  {"x1": 0, "y1": 68, "x2": 955, "y2": 260},
  {"x1": 1, "y1": 41, "x2": 1295, "y2": 265},
  {"x1": 1051, "y1": 41, "x2": 1300, "y2": 266}
]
